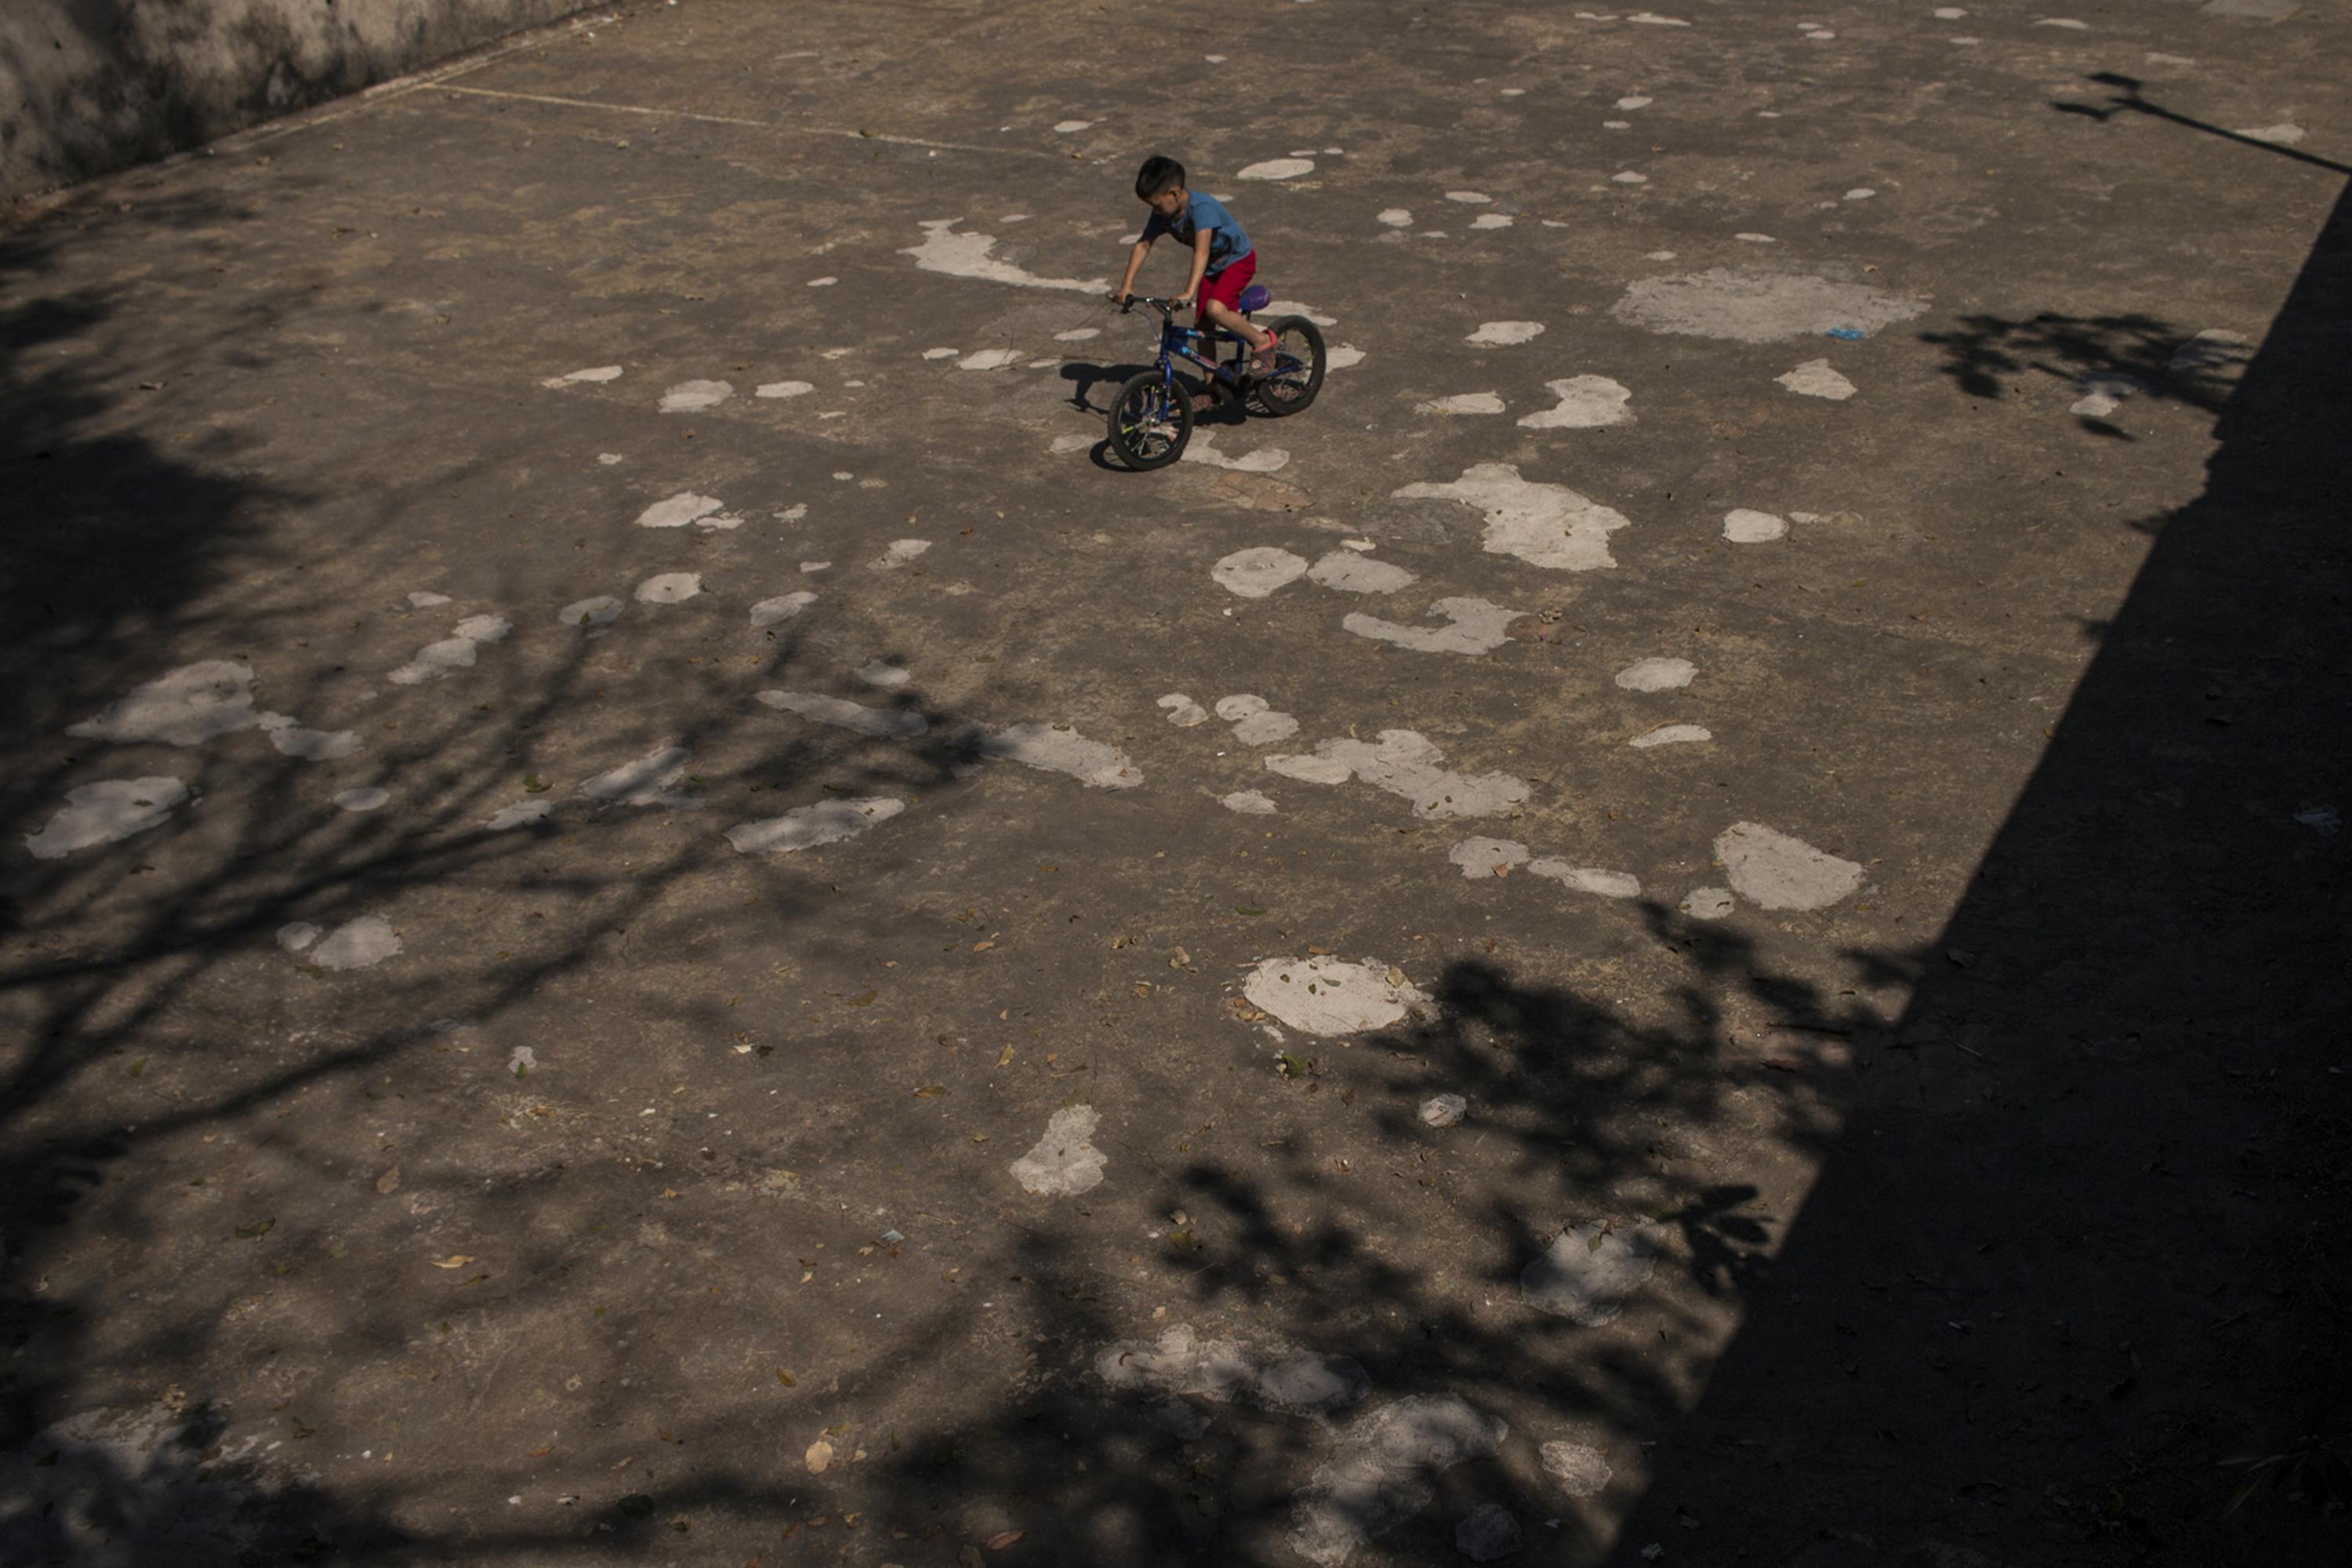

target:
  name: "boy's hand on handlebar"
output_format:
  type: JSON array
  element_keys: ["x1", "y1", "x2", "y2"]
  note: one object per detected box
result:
[
  {"x1": 1171, "y1": 291, "x2": 1195, "y2": 310},
  {"x1": 1111, "y1": 288, "x2": 1132, "y2": 307}
]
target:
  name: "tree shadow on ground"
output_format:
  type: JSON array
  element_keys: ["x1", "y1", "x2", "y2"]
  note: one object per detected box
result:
[{"x1": 0, "y1": 180, "x2": 1002, "y2": 1564}]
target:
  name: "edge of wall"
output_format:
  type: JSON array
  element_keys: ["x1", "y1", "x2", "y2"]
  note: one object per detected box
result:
[{"x1": 1, "y1": 1, "x2": 605, "y2": 205}]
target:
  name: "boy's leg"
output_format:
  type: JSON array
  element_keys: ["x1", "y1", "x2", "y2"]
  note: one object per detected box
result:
[{"x1": 1201, "y1": 297, "x2": 1275, "y2": 355}]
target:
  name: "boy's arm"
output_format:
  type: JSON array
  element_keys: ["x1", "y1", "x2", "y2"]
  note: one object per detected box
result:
[
  {"x1": 1171, "y1": 230, "x2": 1212, "y2": 307},
  {"x1": 1113, "y1": 236, "x2": 1152, "y2": 303}
]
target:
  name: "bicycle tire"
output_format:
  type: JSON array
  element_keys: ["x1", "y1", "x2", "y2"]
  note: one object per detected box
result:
[
  {"x1": 1250, "y1": 317, "x2": 1326, "y2": 418},
  {"x1": 1106, "y1": 370, "x2": 1193, "y2": 470}
]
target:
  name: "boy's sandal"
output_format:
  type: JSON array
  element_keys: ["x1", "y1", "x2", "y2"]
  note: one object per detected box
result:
[{"x1": 1250, "y1": 341, "x2": 1283, "y2": 371}]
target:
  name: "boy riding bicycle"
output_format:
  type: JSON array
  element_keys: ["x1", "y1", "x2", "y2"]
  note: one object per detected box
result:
[{"x1": 1112, "y1": 155, "x2": 1278, "y2": 406}]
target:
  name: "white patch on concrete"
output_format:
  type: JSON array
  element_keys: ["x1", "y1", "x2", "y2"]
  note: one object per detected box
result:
[
  {"x1": 902, "y1": 219, "x2": 1109, "y2": 293},
  {"x1": 805, "y1": 276, "x2": 837, "y2": 288},
  {"x1": 1527, "y1": 859, "x2": 1642, "y2": 898},
  {"x1": 1519, "y1": 375, "x2": 1635, "y2": 429},
  {"x1": 759, "y1": 691, "x2": 927, "y2": 738},
  {"x1": 1446, "y1": 191, "x2": 1493, "y2": 204},
  {"x1": 1267, "y1": 730, "x2": 1530, "y2": 817},
  {"x1": 976, "y1": 723, "x2": 1142, "y2": 789},
  {"x1": 873, "y1": 539, "x2": 932, "y2": 569},
  {"x1": 1604, "y1": 119, "x2": 1632, "y2": 129},
  {"x1": 1846, "y1": 187, "x2": 1877, "y2": 201},
  {"x1": 957, "y1": 348, "x2": 1025, "y2": 371},
  {"x1": 542, "y1": 364, "x2": 622, "y2": 388},
  {"x1": 1288, "y1": 1396, "x2": 1509, "y2": 1566},
  {"x1": 1933, "y1": 6, "x2": 1969, "y2": 17},
  {"x1": 1723, "y1": 508, "x2": 1788, "y2": 543},
  {"x1": 1010, "y1": 1105, "x2": 1108, "y2": 1195},
  {"x1": 1308, "y1": 551, "x2": 1417, "y2": 594},
  {"x1": 256, "y1": 713, "x2": 360, "y2": 760},
  {"x1": 1541, "y1": 1441, "x2": 1614, "y2": 1497},
  {"x1": 634, "y1": 572, "x2": 702, "y2": 604},
  {"x1": 25, "y1": 778, "x2": 190, "y2": 858},
  {"x1": 277, "y1": 922, "x2": 319, "y2": 952},
  {"x1": 1396, "y1": 463, "x2": 1632, "y2": 571},
  {"x1": 726, "y1": 796, "x2": 906, "y2": 854},
  {"x1": 1716, "y1": 821, "x2": 1864, "y2": 909},
  {"x1": 1616, "y1": 95, "x2": 1653, "y2": 110},
  {"x1": 2071, "y1": 373, "x2": 2143, "y2": 417},
  {"x1": 596, "y1": 452, "x2": 622, "y2": 465},
  {"x1": 1523, "y1": 1219, "x2": 1664, "y2": 1323},
  {"x1": 1054, "y1": 118, "x2": 1093, "y2": 133},
  {"x1": 1245, "y1": 955, "x2": 1432, "y2": 1035},
  {"x1": 634, "y1": 492, "x2": 725, "y2": 529},
  {"x1": 855, "y1": 660, "x2": 910, "y2": 689},
  {"x1": 1630, "y1": 724, "x2": 1711, "y2": 749},
  {"x1": 1420, "y1": 1093, "x2": 1468, "y2": 1128},
  {"x1": 406, "y1": 591, "x2": 452, "y2": 608},
  {"x1": 923, "y1": 347, "x2": 960, "y2": 360},
  {"x1": 1615, "y1": 268, "x2": 1927, "y2": 342},
  {"x1": 1612, "y1": 170, "x2": 1649, "y2": 185},
  {"x1": 1232, "y1": 710, "x2": 1301, "y2": 746},
  {"x1": 1420, "y1": 391, "x2": 1506, "y2": 415},
  {"x1": 1267, "y1": 753, "x2": 1354, "y2": 786},
  {"x1": 1449, "y1": 836, "x2": 1530, "y2": 879},
  {"x1": 750, "y1": 592, "x2": 818, "y2": 628},
  {"x1": 1468, "y1": 320, "x2": 1544, "y2": 347},
  {"x1": 1626, "y1": 10, "x2": 1690, "y2": 23},
  {"x1": 756, "y1": 379, "x2": 815, "y2": 398},
  {"x1": 485, "y1": 800, "x2": 552, "y2": 830},
  {"x1": 1615, "y1": 656, "x2": 1695, "y2": 691},
  {"x1": 1645, "y1": 249, "x2": 1677, "y2": 260},
  {"x1": 1213, "y1": 546, "x2": 1311, "y2": 598},
  {"x1": 579, "y1": 745, "x2": 698, "y2": 808},
  {"x1": 310, "y1": 914, "x2": 401, "y2": 971},
  {"x1": 1051, "y1": 433, "x2": 1094, "y2": 454},
  {"x1": 560, "y1": 596, "x2": 622, "y2": 628},
  {"x1": 2145, "y1": 51, "x2": 2195, "y2": 67},
  {"x1": 800, "y1": 561, "x2": 831, "y2": 573},
  {"x1": 1736, "y1": 231, "x2": 1777, "y2": 244},
  {"x1": 389, "y1": 615, "x2": 511, "y2": 685},
  {"x1": 1189, "y1": 433, "x2": 1290, "y2": 472},
  {"x1": 1054, "y1": 327, "x2": 1101, "y2": 342},
  {"x1": 1341, "y1": 600, "x2": 1519, "y2": 656},
  {"x1": 69, "y1": 661, "x2": 256, "y2": 745},
  {"x1": 1685, "y1": 886, "x2": 1735, "y2": 920},
  {"x1": 1326, "y1": 345, "x2": 1367, "y2": 369},
  {"x1": 2034, "y1": 16, "x2": 2089, "y2": 29},
  {"x1": 1098, "y1": 1323, "x2": 1369, "y2": 1418},
  {"x1": 1778, "y1": 358, "x2": 1857, "y2": 399},
  {"x1": 1240, "y1": 158, "x2": 1315, "y2": 180},
  {"x1": 1377, "y1": 208, "x2": 1413, "y2": 227},
  {"x1": 1159, "y1": 694, "x2": 1211, "y2": 728},
  {"x1": 333, "y1": 786, "x2": 388, "y2": 813},
  {"x1": 1471, "y1": 213, "x2": 1514, "y2": 230},
  {"x1": 1222, "y1": 789, "x2": 1279, "y2": 814},
  {"x1": 2170, "y1": 328, "x2": 2250, "y2": 370},
  {"x1": 1218, "y1": 695, "x2": 1270, "y2": 720},
  {"x1": 1264, "y1": 299, "x2": 1338, "y2": 326},
  {"x1": 659, "y1": 379, "x2": 731, "y2": 413}
]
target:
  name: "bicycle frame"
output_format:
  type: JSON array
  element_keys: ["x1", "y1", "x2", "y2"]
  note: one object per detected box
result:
[{"x1": 1133, "y1": 299, "x2": 1252, "y2": 397}]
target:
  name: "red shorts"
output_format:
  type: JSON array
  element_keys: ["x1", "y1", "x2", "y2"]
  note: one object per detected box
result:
[{"x1": 1196, "y1": 250, "x2": 1257, "y2": 321}]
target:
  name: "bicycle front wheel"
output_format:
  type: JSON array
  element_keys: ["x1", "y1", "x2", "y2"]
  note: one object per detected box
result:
[{"x1": 1106, "y1": 371, "x2": 1193, "y2": 470}]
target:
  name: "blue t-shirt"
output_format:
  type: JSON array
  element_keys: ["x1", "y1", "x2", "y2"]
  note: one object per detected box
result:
[{"x1": 1145, "y1": 191, "x2": 1252, "y2": 275}]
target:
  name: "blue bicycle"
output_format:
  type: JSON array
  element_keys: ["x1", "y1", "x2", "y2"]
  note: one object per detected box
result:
[{"x1": 1105, "y1": 286, "x2": 1327, "y2": 470}]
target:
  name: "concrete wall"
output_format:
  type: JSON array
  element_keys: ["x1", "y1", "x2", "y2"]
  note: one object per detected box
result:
[{"x1": 2, "y1": 1, "x2": 592, "y2": 202}]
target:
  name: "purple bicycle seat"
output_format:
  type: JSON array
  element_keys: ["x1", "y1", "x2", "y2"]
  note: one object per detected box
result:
[{"x1": 1236, "y1": 283, "x2": 1272, "y2": 314}]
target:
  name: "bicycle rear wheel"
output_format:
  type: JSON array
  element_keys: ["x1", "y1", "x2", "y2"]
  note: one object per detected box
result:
[
  {"x1": 1106, "y1": 370, "x2": 1193, "y2": 470},
  {"x1": 1250, "y1": 317, "x2": 1326, "y2": 417}
]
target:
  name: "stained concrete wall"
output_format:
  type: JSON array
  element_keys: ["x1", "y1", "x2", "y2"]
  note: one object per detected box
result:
[{"x1": 2, "y1": 1, "x2": 592, "y2": 202}]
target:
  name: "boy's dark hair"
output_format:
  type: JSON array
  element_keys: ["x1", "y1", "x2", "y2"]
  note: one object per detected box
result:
[{"x1": 1134, "y1": 154, "x2": 1185, "y2": 200}]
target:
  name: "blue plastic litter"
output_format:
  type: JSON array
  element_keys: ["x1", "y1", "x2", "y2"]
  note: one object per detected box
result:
[{"x1": 1824, "y1": 326, "x2": 1866, "y2": 341}]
